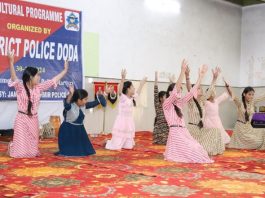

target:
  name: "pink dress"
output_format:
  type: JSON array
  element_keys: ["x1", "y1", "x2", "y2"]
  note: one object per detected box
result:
[
  {"x1": 105, "y1": 93, "x2": 137, "y2": 150},
  {"x1": 8, "y1": 78, "x2": 57, "y2": 158},
  {"x1": 204, "y1": 92, "x2": 230, "y2": 144},
  {"x1": 163, "y1": 85, "x2": 213, "y2": 163}
]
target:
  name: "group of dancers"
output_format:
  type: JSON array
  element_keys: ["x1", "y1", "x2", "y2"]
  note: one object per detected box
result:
[
  {"x1": 6, "y1": 53, "x2": 265, "y2": 163},
  {"x1": 153, "y1": 60, "x2": 265, "y2": 163}
]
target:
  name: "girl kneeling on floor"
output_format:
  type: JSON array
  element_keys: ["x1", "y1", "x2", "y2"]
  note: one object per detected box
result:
[{"x1": 56, "y1": 85, "x2": 107, "y2": 157}]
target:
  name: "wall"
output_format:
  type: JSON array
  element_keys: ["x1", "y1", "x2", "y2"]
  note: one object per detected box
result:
[
  {"x1": 240, "y1": 4, "x2": 265, "y2": 87},
  {"x1": 24, "y1": 0, "x2": 242, "y2": 85},
  {"x1": 0, "y1": 0, "x2": 250, "y2": 132}
]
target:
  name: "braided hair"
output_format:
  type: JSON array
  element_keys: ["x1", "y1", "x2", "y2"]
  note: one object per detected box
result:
[
  {"x1": 154, "y1": 91, "x2": 167, "y2": 125},
  {"x1": 22, "y1": 67, "x2": 38, "y2": 116},
  {"x1": 242, "y1": 87, "x2": 255, "y2": 122},
  {"x1": 166, "y1": 83, "x2": 183, "y2": 118},
  {"x1": 191, "y1": 84, "x2": 203, "y2": 128}
]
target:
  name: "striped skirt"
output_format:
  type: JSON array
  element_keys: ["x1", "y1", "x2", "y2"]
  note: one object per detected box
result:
[
  {"x1": 164, "y1": 126, "x2": 213, "y2": 163},
  {"x1": 8, "y1": 113, "x2": 40, "y2": 158},
  {"x1": 188, "y1": 124, "x2": 225, "y2": 156},
  {"x1": 227, "y1": 122, "x2": 265, "y2": 150}
]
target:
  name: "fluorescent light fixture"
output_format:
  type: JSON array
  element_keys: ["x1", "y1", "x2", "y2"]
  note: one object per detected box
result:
[{"x1": 144, "y1": 0, "x2": 181, "y2": 14}]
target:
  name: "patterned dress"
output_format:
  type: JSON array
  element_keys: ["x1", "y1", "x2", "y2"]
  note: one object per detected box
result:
[
  {"x1": 188, "y1": 96, "x2": 225, "y2": 156},
  {"x1": 8, "y1": 78, "x2": 57, "y2": 158},
  {"x1": 204, "y1": 92, "x2": 231, "y2": 144},
  {"x1": 153, "y1": 85, "x2": 169, "y2": 145},
  {"x1": 105, "y1": 93, "x2": 138, "y2": 150},
  {"x1": 227, "y1": 95, "x2": 265, "y2": 150},
  {"x1": 187, "y1": 82, "x2": 224, "y2": 155},
  {"x1": 163, "y1": 85, "x2": 213, "y2": 163}
]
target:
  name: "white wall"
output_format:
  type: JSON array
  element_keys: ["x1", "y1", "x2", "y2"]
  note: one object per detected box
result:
[
  {"x1": 240, "y1": 4, "x2": 265, "y2": 87},
  {"x1": 0, "y1": 0, "x2": 250, "y2": 132},
  {"x1": 24, "y1": 0, "x2": 242, "y2": 85}
]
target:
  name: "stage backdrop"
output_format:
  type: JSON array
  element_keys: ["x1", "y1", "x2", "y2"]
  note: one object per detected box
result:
[{"x1": 0, "y1": 0, "x2": 82, "y2": 100}]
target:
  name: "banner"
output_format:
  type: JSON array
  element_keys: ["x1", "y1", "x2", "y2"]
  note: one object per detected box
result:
[
  {"x1": 94, "y1": 82, "x2": 106, "y2": 96},
  {"x1": 93, "y1": 82, "x2": 105, "y2": 109},
  {"x1": 0, "y1": 0, "x2": 82, "y2": 100},
  {"x1": 107, "y1": 82, "x2": 118, "y2": 107},
  {"x1": 93, "y1": 82, "x2": 119, "y2": 108}
]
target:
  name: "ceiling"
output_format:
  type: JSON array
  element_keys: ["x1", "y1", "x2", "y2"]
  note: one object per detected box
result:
[{"x1": 223, "y1": 0, "x2": 265, "y2": 6}]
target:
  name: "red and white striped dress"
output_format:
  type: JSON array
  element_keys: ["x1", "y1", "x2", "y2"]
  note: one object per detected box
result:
[
  {"x1": 163, "y1": 85, "x2": 213, "y2": 163},
  {"x1": 8, "y1": 78, "x2": 57, "y2": 158}
]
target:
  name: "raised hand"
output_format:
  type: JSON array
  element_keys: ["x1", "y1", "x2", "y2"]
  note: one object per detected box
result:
[
  {"x1": 8, "y1": 51, "x2": 15, "y2": 64},
  {"x1": 223, "y1": 77, "x2": 233, "y2": 97},
  {"x1": 53, "y1": 59, "x2": 69, "y2": 83},
  {"x1": 121, "y1": 69, "x2": 127, "y2": 79},
  {"x1": 66, "y1": 84, "x2": 75, "y2": 103},
  {"x1": 64, "y1": 59, "x2": 69, "y2": 71},
  {"x1": 223, "y1": 77, "x2": 229, "y2": 87},
  {"x1": 212, "y1": 66, "x2": 221, "y2": 80},
  {"x1": 137, "y1": 76, "x2": 148, "y2": 95},
  {"x1": 8, "y1": 50, "x2": 18, "y2": 81},
  {"x1": 69, "y1": 84, "x2": 74, "y2": 95},
  {"x1": 185, "y1": 66, "x2": 192, "y2": 90},
  {"x1": 105, "y1": 85, "x2": 113, "y2": 94},
  {"x1": 181, "y1": 59, "x2": 188, "y2": 72},
  {"x1": 119, "y1": 69, "x2": 126, "y2": 95},
  {"x1": 185, "y1": 66, "x2": 190, "y2": 77},
  {"x1": 199, "y1": 64, "x2": 208, "y2": 78}
]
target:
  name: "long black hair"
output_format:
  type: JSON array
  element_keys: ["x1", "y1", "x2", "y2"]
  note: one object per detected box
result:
[
  {"x1": 166, "y1": 83, "x2": 183, "y2": 118},
  {"x1": 242, "y1": 86, "x2": 255, "y2": 122},
  {"x1": 22, "y1": 67, "x2": 38, "y2": 116},
  {"x1": 122, "y1": 81, "x2": 136, "y2": 106},
  {"x1": 206, "y1": 88, "x2": 210, "y2": 100},
  {"x1": 154, "y1": 90, "x2": 167, "y2": 125},
  {"x1": 158, "y1": 91, "x2": 166, "y2": 103},
  {"x1": 192, "y1": 84, "x2": 203, "y2": 128}
]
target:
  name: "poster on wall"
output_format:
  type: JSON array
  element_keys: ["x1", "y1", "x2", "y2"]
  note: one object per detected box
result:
[{"x1": 0, "y1": 0, "x2": 82, "y2": 100}]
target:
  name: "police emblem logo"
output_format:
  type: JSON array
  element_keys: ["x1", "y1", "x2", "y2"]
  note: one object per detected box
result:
[{"x1": 65, "y1": 11, "x2": 80, "y2": 31}]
